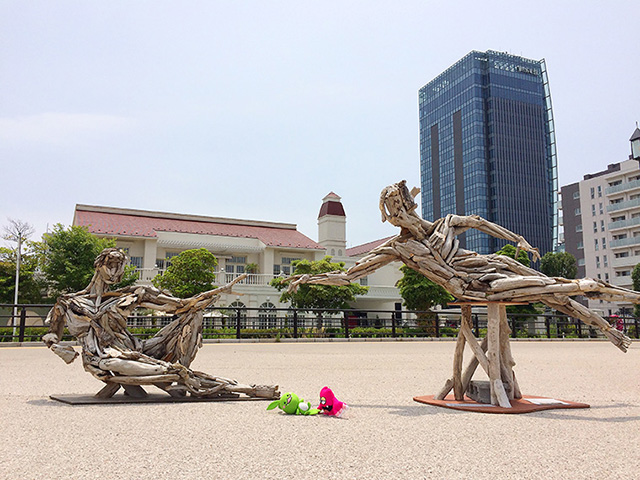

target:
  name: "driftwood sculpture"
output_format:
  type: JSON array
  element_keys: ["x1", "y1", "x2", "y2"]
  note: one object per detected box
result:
[
  {"x1": 286, "y1": 180, "x2": 637, "y2": 351},
  {"x1": 43, "y1": 248, "x2": 279, "y2": 400},
  {"x1": 287, "y1": 180, "x2": 636, "y2": 407}
]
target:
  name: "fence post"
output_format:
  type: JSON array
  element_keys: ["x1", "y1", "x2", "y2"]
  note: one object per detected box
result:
[
  {"x1": 293, "y1": 309, "x2": 298, "y2": 339},
  {"x1": 545, "y1": 316, "x2": 551, "y2": 339},
  {"x1": 235, "y1": 308, "x2": 242, "y2": 340},
  {"x1": 577, "y1": 319, "x2": 583, "y2": 338},
  {"x1": 343, "y1": 311, "x2": 349, "y2": 339},
  {"x1": 391, "y1": 313, "x2": 397, "y2": 338},
  {"x1": 511, "y1": 316, "x2": 517, "y2": 339},
  {"x1": 18, "y1": 307, "x2": 27, "y2": 342},
  {"x1": 434, "y1": 313, "x2": 439, "y2": 338},
  {"x1": 473, "y1": 314, "x2": 479, "y2": 337},
  {"x1": 635, "y1": 317, "x2": 639, "y2": 339}
]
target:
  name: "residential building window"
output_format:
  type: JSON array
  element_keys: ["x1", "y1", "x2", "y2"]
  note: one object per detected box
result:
[
  {"x1": 596, "y1": 256, "x2": 600, "y2": 268},
  {"x1": 578, "y1": 258, "x2": 585, "y2": 266},
  {"x1": 576, "y1": 224, "x2": 582, "y2": 232},
  {"x1": 590, "y1": 187, "x2": 595, "y2": 199},
  {"x1": 573, "y1": 191, "x2": 580, "y2": 200},
  {"x1": 609, "y1": 180, "x2": 622, "y2": 186},
  {"x1": 575, "y1": 208, "x2": 581, "y2": 215},
  {"x1": 130, "y1": 256, "x2": 143, "y2": 268},
  {"x1": 359, "y1": 276, "x2": 369, "y2": 286},
  {"x1": 605, "y1": 272, "x2": 609, "y2": 281},
  {"x1": 577, "y1": 241, "x2": 584, "y2": 249},
  {"x1": 593, "y1": 221, "x2": 597, "y2": 233},
  {"x1": 600, "y1": 220, "x2": 605, "y2": 232},
  {"x1": 597, "y1": 185, "x2": 602, "y2": 197},
  {"x1": 613, "y1": 234, "x2": 627, "y2": 240},
  {"x1": 597, "y1": 274, "x2": 601, "y2": 280},
  {"x1": 612, "y1": 215, "x2": 625, "y2": 222},
  {"x1": 594, "y1": 239, "x2": 599, "y2": 251},
  {"x1": 615, "y1": 252, "x2": 629, "y2": 258},
  {"x1": 602, "y1": 237, "x2": 607, "y2": 249},
  {"x1": 616, "y1": 270, "x2": 631, "y2": 277},
  {"x1": 591, "y1": 205, "x2": 596, "y2": 216},
  {"x1": 603, "y1": 255, "x2": 608, "y2": 267},
  {"x1": 165, "y1": 252, "x2": 179, "y2": 267},
  {"x1": 599, "y1": 203, "x2": 603, "y2": 215},
  {"x1": 275, "y1": 257, "x2": 301, "y2": 276},
  {"x1": 610, "y1": 198, "x2": 623, "y2": 205}
]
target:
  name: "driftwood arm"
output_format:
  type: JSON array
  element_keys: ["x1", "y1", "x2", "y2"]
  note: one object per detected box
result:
[
  {"x1": 42, "y1": 301, "x2": 66, "y2": 346},
  {"x1": 449, "y1": 215, "x2": 541, "y2": 261},
  {"x1": 287, "y1": 249, "x2": 399, "y2": 292},
  {"x1": 133, "y1": 273, "x2": 249, "y2": 314}
]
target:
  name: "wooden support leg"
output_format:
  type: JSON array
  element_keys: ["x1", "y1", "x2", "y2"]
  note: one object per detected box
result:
[
  {"x1": 435, "y1": 305, "x2": 472, "y2": 401},
  {"x1": 498, "y1": 307, "x2": 522, "y2": 399},
  {"x1": 122, "y1": 384, "x2": 148, "y2": 398},
  {"x1": 460, "y1": 336, "x2": 488, "y2": 394},
  {"x1": 453, "y1": 305, "x2": 471, "y2": 400},
  {"x1": 95, "y1": 382, "x2": 121, "y2": 399},
  {"x1": 487, "y1": 304, "x2": 511, "y2": 408}
]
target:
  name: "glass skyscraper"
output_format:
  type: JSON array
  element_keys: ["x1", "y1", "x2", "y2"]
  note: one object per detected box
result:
[{"x1": 418, "y1": 50, "x2": 558, "y2": 255}]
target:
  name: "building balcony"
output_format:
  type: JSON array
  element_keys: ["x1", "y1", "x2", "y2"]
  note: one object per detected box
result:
[
  {"x1": 610, "y1": 276, "x2": 633, "y2": 289},
  {"x1": 609, "y1": 236, "x2": 640, "y2": 249},
  {"x1": 606, "y1": 198, "x2": 640, "y2": 213},
  {"x1": 608, "y1": 216, "x2": 640, "y2": 231},
  {"x1": 605, "y1": 178, "x2": 640, "y2": 195},
  {"x1": 611, "y1": 255, "x2": 640, "y2": 268}
]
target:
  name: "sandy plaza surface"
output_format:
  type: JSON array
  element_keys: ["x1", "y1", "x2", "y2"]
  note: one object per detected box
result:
[{"x1": 0, "y1": 339, "x2": 638, "y2": 480}]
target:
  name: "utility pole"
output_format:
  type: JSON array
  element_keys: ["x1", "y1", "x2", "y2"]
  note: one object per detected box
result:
[{"x1": 3, "y1": 219, "x2": 34, "y2": 338}]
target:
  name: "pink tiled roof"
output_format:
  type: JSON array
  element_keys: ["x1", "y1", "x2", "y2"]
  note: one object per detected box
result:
[
  {"x1": 346, "y1": 236, "x2": 395, "y2": 257},
  {"x1": 74, "y1": 206, "x2": 325, "y2": 250}
]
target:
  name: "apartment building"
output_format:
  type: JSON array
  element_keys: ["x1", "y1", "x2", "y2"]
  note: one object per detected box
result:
[{"x1": 562, "y1": 158, "x2": 640, "y2": 314}]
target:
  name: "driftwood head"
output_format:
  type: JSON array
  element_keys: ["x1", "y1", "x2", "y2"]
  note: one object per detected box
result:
[
  {"x1": 379, "y1": 180, "x2": 420, "y2": 224},
  {"x1": 93, "y1": 248, "x2": 127, "y2": 285}
]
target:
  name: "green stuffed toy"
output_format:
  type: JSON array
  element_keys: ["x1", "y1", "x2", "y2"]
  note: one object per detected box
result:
[{"x1": 267, "y1": 392, "x2": 320, "y2": 415}]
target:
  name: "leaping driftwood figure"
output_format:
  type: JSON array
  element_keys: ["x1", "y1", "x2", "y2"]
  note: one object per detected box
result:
[
  {"x1": 43, "y1": 248, "x2": 279, "y2": 400},
  {"x1": 286, "y1": 181, "x2": 635, "y2": 407}
]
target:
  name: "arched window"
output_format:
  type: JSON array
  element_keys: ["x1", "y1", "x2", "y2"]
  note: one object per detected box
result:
[
  {"x1": 259, "y1": 301, "x2": 277, "y2": 329},
  {"x1": 229, "y1": 301, "x2": 247, "y2": 328}
]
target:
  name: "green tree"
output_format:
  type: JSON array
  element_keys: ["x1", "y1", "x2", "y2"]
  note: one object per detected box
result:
[
  {"x1": 34, "y1": 224, "x2": 116, "y2": 297},
  {"x1": 495, "y1": 243, "x2": 531, "y2": 267},
  {"x1": 632, "y1": 263, "x2": 640, "y2": 318},
  {"x1": 270, "y1": 256, "x2": 368, "y2": 311},
  {"x1": 396, "y1": 265, "x2": 453, "y2": 311},
  {"x1": 396, "y1": 265, "x2": 453, "y2": 335},
  {"x1": 152, "y1": 248, "x2": 218, "y2": 298},
  {"x1": 495, "y1": 243, "x2": 540, "y2": 316},
  {"x1": 0, "y1": 246, "x2": 44, "y2": 304},
  {"x1": 540, "y1": 251, "x2": 577, "y2": 279}
]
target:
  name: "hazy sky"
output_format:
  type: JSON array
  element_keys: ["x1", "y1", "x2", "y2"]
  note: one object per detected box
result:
[{"x1": 2, "y1": 1, "x2": 639, "y2": 248}]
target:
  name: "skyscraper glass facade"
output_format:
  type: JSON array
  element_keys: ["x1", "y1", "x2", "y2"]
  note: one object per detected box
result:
[{"x1": 419, "y1": 50, "x2": 558, "y2": 255}]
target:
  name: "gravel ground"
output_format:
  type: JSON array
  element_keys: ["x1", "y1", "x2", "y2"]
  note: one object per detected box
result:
[{"x1": 0, "y1": 340, "x2": 638, "y2": 480}]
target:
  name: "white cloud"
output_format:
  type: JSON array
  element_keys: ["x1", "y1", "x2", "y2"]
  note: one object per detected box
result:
[{"x1": 0, "y1": 113, "x2": 137, "y2": 146}]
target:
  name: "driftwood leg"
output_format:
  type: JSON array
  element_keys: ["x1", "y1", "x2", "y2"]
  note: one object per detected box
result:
[{"x1": 487, "y1": 304, "x2": 511, "y2": 408}]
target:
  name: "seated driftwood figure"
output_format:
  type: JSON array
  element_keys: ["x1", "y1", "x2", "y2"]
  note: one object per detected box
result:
[
  {"x1": 288, "y1": 180, "x2": 634, "y2": 352},
  {"x1": 43, "y1": 248, "x2": 279, "y2": 399}
]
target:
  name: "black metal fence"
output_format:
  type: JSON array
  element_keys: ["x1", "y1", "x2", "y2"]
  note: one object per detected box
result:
[{"x1": 1, "y1": 303, "x2": 638, "y2": 343}]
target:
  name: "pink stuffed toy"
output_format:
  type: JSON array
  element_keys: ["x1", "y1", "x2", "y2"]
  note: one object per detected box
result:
[{"x1": 318, "y1": 386, "x2": 348, "y2": 417}]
